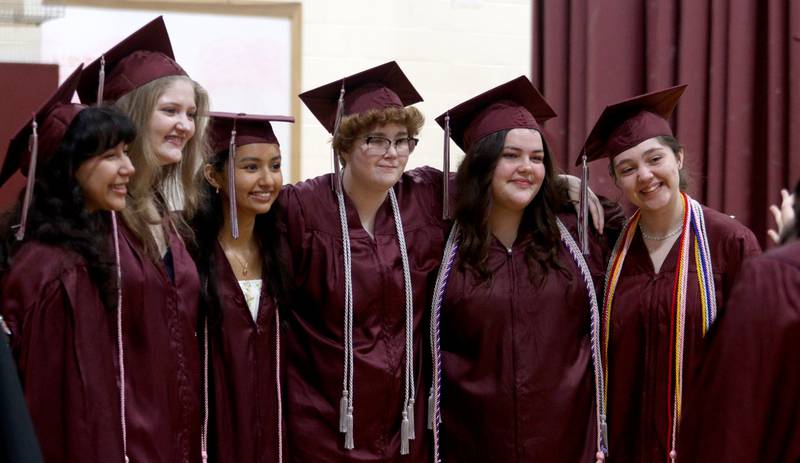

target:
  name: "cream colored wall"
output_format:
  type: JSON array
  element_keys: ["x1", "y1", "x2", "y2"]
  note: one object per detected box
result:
[
  {"x1": 2, "y1": 0, "x2": 532, "y2": 182},
  {"x1": 299, "y1": 0, "x2": 532, "y2": 180}
]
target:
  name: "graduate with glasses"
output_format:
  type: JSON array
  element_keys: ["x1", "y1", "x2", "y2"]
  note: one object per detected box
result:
[{"x1": 278, "y1": 61, "x2": 447, "y2": 462}]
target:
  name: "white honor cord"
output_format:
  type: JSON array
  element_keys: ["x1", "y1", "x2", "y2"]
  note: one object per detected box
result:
[
  {"x1": 556, "y1": 219, "x2": 608, "y2": 459},
  {"x1": 336, "y1": 184, "x2": 416, "y2": 455},
  {"x1": 111, "y1": 211, "x2": 129, "y2": 463},
  {"x1": 336, "y1": 185, "x2": 355, "y2": 449},
  {"x1": 428, "y1": 223, "x2": 460, "y2": 463}
]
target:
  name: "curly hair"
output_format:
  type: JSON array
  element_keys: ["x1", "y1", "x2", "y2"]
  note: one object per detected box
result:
[
  {"x1": 454, "y1": 128, "x2": 571, "y2": 285},
  {"x1": 0, "y1": 105, "x2": 137, "y2": 310},
  {"x1": 187, "y1": 146, "x2": 290, "y2": 323},
  {"x1": 332, "y1": 106, "x2": 424, "y2": 162},
  {"x1": 114, "y1": 75, "x2": 210, "y2": 258}
]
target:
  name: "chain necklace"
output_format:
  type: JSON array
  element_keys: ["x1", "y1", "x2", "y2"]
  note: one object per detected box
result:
[
  {"x1": 220, "y1": 241, "x2": 251, "y2": 276},
  {"x1": 640, "y1": 223, "x2": 683, "y2": 241}
]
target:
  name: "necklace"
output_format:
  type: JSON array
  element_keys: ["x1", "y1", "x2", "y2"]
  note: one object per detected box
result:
[
  {"x1": 640, "y1": 223, "x2": 683, "y2": 241},
  {"x1": 220, "y1": 242, "x2": 250, "y2": 276}
]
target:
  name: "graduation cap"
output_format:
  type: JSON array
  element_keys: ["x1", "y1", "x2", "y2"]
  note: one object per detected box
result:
[
  {"x1": 77, "y1": 16, "x2": 186, "y2": 106},
  {"x1": 577, "y1": 84, "x2": 687, "y2": 165},
  {"x1": 299, "y1": 61, "x2": 422, "y2": 194},
  {"x1": 209, "y1": 111, "x2": 294, "y2": 154},
  {"x1": 208, "y1": 111, "x2": 294, "y2": 239},
  {"x1": 1, "y1": 65, "x2": 86, "y2": 240},
  {"x1": 574, "y1": 84, "x2": 688, "y2": 254},
  {"x1": 434, "y1": 75, "x2": 556, "y2": 218}
]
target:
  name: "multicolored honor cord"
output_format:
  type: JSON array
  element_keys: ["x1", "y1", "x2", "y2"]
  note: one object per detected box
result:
[{"x1": 601, "y1": 193, "x2": 716, "y2": 461}]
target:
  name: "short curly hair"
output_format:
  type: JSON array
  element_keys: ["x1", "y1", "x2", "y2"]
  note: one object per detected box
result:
[{"x1": 332, "y1": 106, "x2": 424, "y2": 163}]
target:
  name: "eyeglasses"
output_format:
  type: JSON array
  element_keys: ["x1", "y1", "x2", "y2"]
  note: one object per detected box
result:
[{"x1": 361, "y1": 136, "x2": 419, "y2": 155}]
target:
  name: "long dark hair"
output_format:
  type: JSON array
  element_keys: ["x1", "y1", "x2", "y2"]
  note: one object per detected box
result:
[
  {"x1": 188, "y1": 147, "x2": 289, "y2": 322},
  {"x1": 454, "y1": 128, "x2": 570, "y2": 285},
  {"x1": 0, "y1": 105, "x2": 137, "y2": 309}
]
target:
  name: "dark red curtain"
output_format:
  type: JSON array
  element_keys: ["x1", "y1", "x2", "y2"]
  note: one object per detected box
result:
[{"x1": 533, "y1": 0, "x2": 800, "y2": 246}]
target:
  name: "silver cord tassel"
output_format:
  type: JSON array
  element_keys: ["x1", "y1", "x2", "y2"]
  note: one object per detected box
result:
[
  {"x1": 442, "y1": 112, "x2": 451, "y2": 220},
  {"x1": 228, "y1": 126, "x2": 239, "y2": 239},
  {"x1": 427, "y1": 388, "x2": 434, "y2": 430},
  {"x1": 400, "y1": 410, "x2": 410, "y2": 455},
  {"x1": 15, "y1": 117, "x2": 38, "y2": 241},
  {"x1": 580, "y1": 152, "x2": 590, "y2": 255},
  {"x1": 407, "y1": 398, "x2": 415, "y2": 440},
  {"x1": 97, "y1": 55, "x2": 105, "y2": 106},
  {"x1": 345, "y1": 406, "x2": 354, "y2": 450},
  {"x1": 339, "y1": 391, "x2": 348, "y2": 432}
]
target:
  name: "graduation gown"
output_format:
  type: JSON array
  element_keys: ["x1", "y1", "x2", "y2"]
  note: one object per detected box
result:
[
  {"x1": 209, "y1": 242, "x2": 284, "y2": 463},
  {"x1": 0, "y1": 220, "x2": 202, "y2": 463},
  {"x1": 604, "y1": 206, "x2": 760, "y2": 462},
  {"x1": 278, "y1": 166, "x2": 446, "y2": 462},
  {"x1": 678, "y1": 241, "x2": 800, "y2": 462},
  {"x1": 0, "y1": 324, "x2": 42, "y2": 462},
  {"x1": 438, "y1": 210, "x2": 616, "y2": 462}
]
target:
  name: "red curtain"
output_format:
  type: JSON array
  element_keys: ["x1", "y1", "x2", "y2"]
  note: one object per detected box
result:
[{"x1": 533, "y1": 0, "x2": 800, "y2": 246}]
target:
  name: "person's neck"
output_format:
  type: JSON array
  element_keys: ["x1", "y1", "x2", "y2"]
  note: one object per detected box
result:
[
  {"x1": 218, "y1": 205, "x2": 258, "y2": 252},
  {"x1": 342, "y1": 167, "x2": 390, "y2": 237},
  {"x1": 639, "y1": 193, "x2": 685, "y2": 236},
  {"x1": 489, "y1": 206, "x2": 524, "y2": 250}
]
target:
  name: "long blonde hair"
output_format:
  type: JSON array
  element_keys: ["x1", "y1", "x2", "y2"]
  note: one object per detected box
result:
[{"x1": 114, "y1": 75, "x2": 210, "y2": 257}]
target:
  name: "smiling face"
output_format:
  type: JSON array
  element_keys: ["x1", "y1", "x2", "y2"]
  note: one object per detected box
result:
[
  {"x1": 206, "y1": 143, "x2": 283, "y2": 220},
  {"x1": 490, "y1": 128, "x2": 546, "y2": 215},
  {"x1": 612, "y1": 137, "x2": 684, "y2": 213},
  {"x1": 340, "y1": 122, "x2": 412, "y2": 193},
  {"x1": 146, "y1": 78, "x2": 197, "y2": 166},
  {"x1": 75, "y1": 142, "x2": 136, "y2": 212}
]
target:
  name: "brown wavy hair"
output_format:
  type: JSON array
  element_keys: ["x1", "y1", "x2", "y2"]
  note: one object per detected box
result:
[
  {"x1": 114, "y1": 75, "x2": 210, "y2": 257},
  {"x1": 332, "y1": 106, "x2": 424, "y2": 162},
  {"x1": 454, "y1": 128, "x2": 570, "y2": 285}
]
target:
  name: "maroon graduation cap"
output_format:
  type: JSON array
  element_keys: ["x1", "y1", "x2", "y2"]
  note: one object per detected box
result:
[
  {"x1": 208, "y1": 111, "x2": 295, "y2": 155},
  {"x1": 577, "y1": 84, "x2": 687, "y2": 165},
  {"x1": 434, "y1": 75, "x2": 556, "y2": 218},
  {"x1": 1, "y1": 65, "x2": 86, "y2": 239},
  {"x1": 573, "y1": 84, "x2": 687, "y2": 254},
  {"x1": 435, "y1": 75, "x2": 556, "y2": 152},
  {"x1": 208, "y1": 111, "x2": 294, "y2": 240},
  {"x1": 1, "y1": 65, "x2": 86, "y2": 187},
  {"x1": 299, "y1": 61, "x2": 422, "y2": 134},
  {"x1": 77, "y1": 16, "x2": 186, "y2": 105}
]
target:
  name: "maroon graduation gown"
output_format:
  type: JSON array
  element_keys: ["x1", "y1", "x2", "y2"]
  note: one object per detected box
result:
[
  {"x1": 678, "y1": 241, "x2": 800, "y2": 462},
  {"x1": 438, "y1": 212, "x2": 613, "y2": 462},
  {"x1": 278, "y1": 166, "x2": 446, "y2": 462},
  {"x1": 605, "y1": 206, "x2": 760, "y2": 462},
  {"x1": 209, "y1": 242, "x2": 284, "y2": 463},
  {"x1": 1, "y1": 220, "x2": 202, "y2": 463}
]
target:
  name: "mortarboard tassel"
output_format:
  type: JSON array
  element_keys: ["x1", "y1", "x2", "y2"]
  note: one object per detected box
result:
[
  {"x1": 400, "y1": 410, "x2": 410, "y2": 455},
  {"x1": 344, "y1": 406, "x2": 354, "y2": 450},
  {"x1": 331, "y1": 81, "x2": 346, "y2": 195},
  {"x1": 442, "y1": 113, "x2": 451, "y2": 220},
  {"x1": 15, "y1": 117, "x2": 38, "y2": 241},
  {"x1": 407, "y1": 398, "x2": 416, "y2": 440},
  {"x1": 97, "y1": 55, "x2": 105, "y2": 106},
  {"x1": 579, "y1": 151, "x2": 590, "y2": 255},
  {"x1": 228, "y1": 124, "x2": 239, "y2": 240}
]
